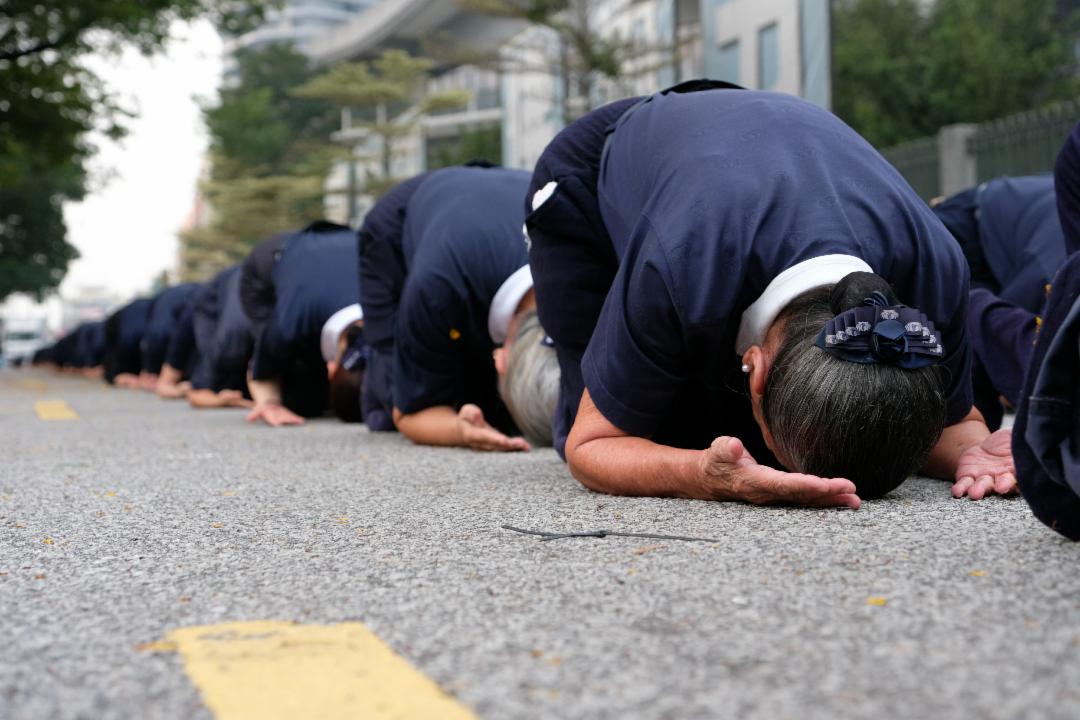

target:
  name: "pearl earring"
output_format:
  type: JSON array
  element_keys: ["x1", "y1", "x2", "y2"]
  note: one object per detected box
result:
[{"x1": 741, "y1": 364, "x2": 750, "y2": 374}]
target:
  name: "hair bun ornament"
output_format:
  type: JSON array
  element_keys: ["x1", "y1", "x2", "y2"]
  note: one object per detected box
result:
[
  {"x1": 814, "y1": 293, "x2": 944, "y2": 369},
  {"x1": 340, "y1": 327, "x2": 369, "y2": 372}
]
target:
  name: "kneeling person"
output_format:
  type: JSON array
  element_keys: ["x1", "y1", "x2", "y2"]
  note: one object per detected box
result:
[
  {"x1": 527, "y1": 82, "x2": 1014, "y2": 506},
  {"x1": 240, "y1": 222, "x2": 367, "y2": 426},
  {"x1": 359, "y1": 166, "x2": 560, "y2": 450}
]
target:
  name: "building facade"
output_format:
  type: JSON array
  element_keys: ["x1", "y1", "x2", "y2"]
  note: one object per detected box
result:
[
  {"x1": 306, "y1": 0, "x2": 832, "y2": 223},
  {"x1": 224, "y1": 0, "x2": 374, "y2": 81}
]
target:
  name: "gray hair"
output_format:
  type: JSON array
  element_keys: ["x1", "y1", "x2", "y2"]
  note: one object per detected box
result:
[
  {"x1": 498, "y1": 310, "x2": 560, "y2": 446},
  {"x1": 762, "y1": 274, "x2": 946, "y2": 498}
]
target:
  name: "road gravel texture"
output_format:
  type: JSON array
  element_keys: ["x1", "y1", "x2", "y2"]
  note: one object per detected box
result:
[{"x1": 2, "y1": 371, "x2": 1079, "y2": 719}]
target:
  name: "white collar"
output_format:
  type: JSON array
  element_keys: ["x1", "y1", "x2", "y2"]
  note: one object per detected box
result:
[
  {"x1": 488, "y1": 265, "x2": 534, "y2": 344},
  {"x1": 735, "y1": 254, "x2": 874, "y2": 354},
  {"x1": 320, "y1": 303, "x2": 363, "y2": 362}
]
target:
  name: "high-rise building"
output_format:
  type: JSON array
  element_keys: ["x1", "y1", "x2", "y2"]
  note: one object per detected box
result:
[
  {"x1": 306, "y1": 0, "x2": 832, "y2": 222},
  {"x1": 234, "y1": 0, "x2": 373, "y2": 53},
  {"x1": 224, "y1": 0, "x2": 374, "y2": 81}
]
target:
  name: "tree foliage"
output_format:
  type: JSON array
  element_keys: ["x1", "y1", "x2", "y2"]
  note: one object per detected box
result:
[
  {"x1": 293, "y1": 49, "x2": 470, "y2": 200},
  {"x1": 833, "y1": 0, "x2": 1080, "y2": 148},
  {"x1": 179, "y1": 42, "x2": 335, "y2": 280},
  {"x1": 0, "y1": 0, "x2": 275, "y2": 301}
]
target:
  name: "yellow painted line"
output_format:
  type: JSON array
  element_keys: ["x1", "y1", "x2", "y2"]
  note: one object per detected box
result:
[
  {"x1": 13, "y1": 378, "x2": 48, "y2": 391},
  {"x1": 147, "y1": 620, "x2": 477, "y2": 720},
  {"x1": 34, "y1": 399, "x2": 78, "y2": 421}
]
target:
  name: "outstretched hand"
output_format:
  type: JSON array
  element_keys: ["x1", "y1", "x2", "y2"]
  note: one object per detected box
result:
[
  {"x1": 952, "y1": 428, "x2": 1017, "y2": 500},
  {"x1": 457, "y1": 404, "x2": 529, "y2": 452},
  {"x1": 696, "y1": 436, "x2": 861, "y2": 508},
  {"x1": 246, "y1": 402, "x2": 305, "y2": 427}
]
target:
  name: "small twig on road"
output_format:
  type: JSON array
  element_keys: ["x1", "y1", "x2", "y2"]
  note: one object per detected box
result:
[{"x1": 501, "y1": 525, "x2": 722, "y2": 544}]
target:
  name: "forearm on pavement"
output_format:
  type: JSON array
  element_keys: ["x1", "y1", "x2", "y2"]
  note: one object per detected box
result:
[
  {"x1": 247, "y1": 374, "x2": 283, "y2": 407},
  {"x1": 188, "y1": 389, "x2": 227, "y2": 408},
  {"x1": 567, "y1": 432, "x2": 704, "y2": 498},
  {"x1": 566, "y1": 391, "x2": 706, "y2": 498},
  {"x1": 156, "y1": 364, "x2": 185, "y2": 391},
  {"x1": 922, "y1": 408, "x2": 990, "y2": 480},
  {"x1": 393, "y1": 405, "x2": 463, "y2": 447}
]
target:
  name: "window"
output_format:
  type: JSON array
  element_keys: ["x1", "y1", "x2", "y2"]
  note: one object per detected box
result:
[
  {"x1": 758, "y1": 22, "x2": 779, "y2": 91},
  {"x1": 717, "y1": 39, "x2": 740, "y2": 85}
]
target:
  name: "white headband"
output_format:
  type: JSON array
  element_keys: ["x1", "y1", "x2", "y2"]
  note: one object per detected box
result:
[
  {"x1": 320, "y1": 303, "x2": 363, "y2": 362},
  {"x1": 488, "y1": 265, "x2": 534, "y2": 344},
  {"x1": 735, "y1": 254, "x2": 874, "y2": 354}
]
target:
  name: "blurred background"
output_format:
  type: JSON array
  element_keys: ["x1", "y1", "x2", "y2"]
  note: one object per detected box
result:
[{"x1": 2, "y1": 0, "x2": 1078, "y2": 362}]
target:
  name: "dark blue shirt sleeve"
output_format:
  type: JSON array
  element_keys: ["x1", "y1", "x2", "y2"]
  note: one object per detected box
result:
[
  {"x1": 968, "y1": 288, "x2": 1037, "y2": 407},
  {"x1": 1055, "y1": 122, "x2": 1080, "y2": 255},
  {"x1": 250, "y1": 314, "x2": 297, "y2": 381},
  {"x1": 580, "y1": 217, "x2": 687, "y2": 437},
  {"x1": 164, "y1": 301, "x2": 197, "y2": 372},
  {"x1": 392, "y1": 278, "x2": 467, "y2": 414},
  {"x1": 359, "y1": 175, "x2": 427, "y2": 354}
]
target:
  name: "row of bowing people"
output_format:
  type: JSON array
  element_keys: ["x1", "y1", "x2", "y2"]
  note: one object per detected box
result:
[{"x1": 33, "y1": 80, "x2": 1080, "y2": 539}]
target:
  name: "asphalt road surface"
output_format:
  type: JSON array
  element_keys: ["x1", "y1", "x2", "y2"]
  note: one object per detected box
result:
[{"x1": 3, "y1": 369, "x2": 1080, "y2": 720}]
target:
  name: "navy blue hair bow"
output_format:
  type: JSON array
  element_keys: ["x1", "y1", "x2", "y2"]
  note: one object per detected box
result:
[
  {"x1": 340, "y1": 328, "x2": 370, "y2": 372},
  {"x1": 814, "y1": 292, "x2": 944, "y2": 369}
]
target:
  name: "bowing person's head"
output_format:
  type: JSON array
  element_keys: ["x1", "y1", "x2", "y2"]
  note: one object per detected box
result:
[
  {"x1": 742, "y1": 273, "x2": 947, "y2": 498},
  {"x1": 494, "y1": 291, "x2": 560, "y2": 447},
  {"x1": 328, "y1": 321, "x2": 366, "y2": 423}
]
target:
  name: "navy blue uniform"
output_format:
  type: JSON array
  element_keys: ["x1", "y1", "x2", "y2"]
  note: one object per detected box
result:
[
  {"x1": 243, "y1": 221, "x2": 361, "y2": 417},
  {"x1": 72, "y1": 322, "x2": 105, "y2": 368},
  {"x1": 191, "y1": 265, "x2": 251, "y2": 393},
  {"x1": 359, "y1": 172, "x2": 432, "y2": 356},
  {"x1": 527, "y1": 85, "x2": 972, "y2": 460},
  {"x1": 46, "y1": 329, "x2": 78, "y2": 368},
  {"x1": 103, "y1": 298, "x2": 152, "y2": 383},
  {"x1": 935, "y1": 176, "x2": 1063, "y2": 310},
  {"x1": 1013, "y1": 121, "x2": 1080, "y2": 539},
  {"x1": 357, "y1": 174, "x2": 432, "y2": 431},
  {"x1": 141, "y1": 284, "x2": 199, "y2": 374},
  {"x1": 934, "y1": 176, "x2": 1064, "y2": 429},
  {"x1": 358, "y1": 166, "x2": 530, "y2": 433},
  {"x1": 1056, "y1": 122, "x2": 1080, "y2": 255},
  {"x1": 1014, "y1": 252, "x2": 1080, "y2": 540}
]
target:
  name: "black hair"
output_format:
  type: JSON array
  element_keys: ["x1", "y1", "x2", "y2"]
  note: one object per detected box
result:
[{"x1": 762, "y1": 272, "x2": 946, "y2": 498}]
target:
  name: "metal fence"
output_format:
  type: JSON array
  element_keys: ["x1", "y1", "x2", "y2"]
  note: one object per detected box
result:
[
  {"x1": 881, "y1": 99, "x2": 1080, "y2": 200},
  {"x1": 881, "y1": 135, "x2": 941, "y2": 200},
  {"x1": 971, "y1": 99, "x2": 1080, "y2": 183}
]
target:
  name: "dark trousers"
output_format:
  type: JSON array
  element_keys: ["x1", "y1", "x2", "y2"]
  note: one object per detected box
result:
[
  {"x1": 967, "y1": 288, "x2": 1039, "y2": 430},
  {"x1": 525, "y1": 100, "x2": 636, "y2": 457},
  {"x1": 1014, "y1": 252, "x2": 1080, "y2": 539}
]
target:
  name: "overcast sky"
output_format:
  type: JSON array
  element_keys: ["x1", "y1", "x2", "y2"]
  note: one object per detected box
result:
[{"x1": 60, "y1": 20, "x2": 224, "y2": 300}]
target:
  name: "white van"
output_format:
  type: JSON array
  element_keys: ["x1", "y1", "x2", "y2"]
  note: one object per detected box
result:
[{"x1": 2, "y1": 318, "x2": 47, "y2": 366}]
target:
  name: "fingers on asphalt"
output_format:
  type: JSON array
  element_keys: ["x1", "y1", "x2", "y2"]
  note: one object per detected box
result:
[{"x1": 952, "y1": 477, "x2": 975, "y2": 498}]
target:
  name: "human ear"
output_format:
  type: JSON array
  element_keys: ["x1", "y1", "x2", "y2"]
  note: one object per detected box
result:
[
  {"x1": 742, "y1": 346, "x2": 768, "y2": 401},
  {"x1": 493, "y1": 346, "x2": 508, "y2": 376}
]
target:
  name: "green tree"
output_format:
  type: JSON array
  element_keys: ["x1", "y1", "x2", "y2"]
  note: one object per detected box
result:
[
  {"x1": 181, "y1": 176, "x2": 326, "y2": 277},
  {"x1": 292, "y1": 49, "x2": 469, "y2": 205},
  {"x1": 180, "y1": 42, "x2": 335, "y2": 280},
  {"x1": 0, "y1": 0, "x2": 274, "y2": 301},
  {"x1": 833, "y1": 0, "x2": 1080, "y2": 148}
]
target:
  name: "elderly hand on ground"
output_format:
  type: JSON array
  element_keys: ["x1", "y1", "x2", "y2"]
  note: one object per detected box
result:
[
  {"x1": 246, "y1": 402, "x2": 305, "y2": 427},
  {"x1": 696, "y1": 437, "x2": 861, "y2": 508},
  {"x1": 952, "y1": 428, "x2": 1017, "y2": 500},
  {"x1": 457, "y1": 404, "x2": 529, "y2": 452}
]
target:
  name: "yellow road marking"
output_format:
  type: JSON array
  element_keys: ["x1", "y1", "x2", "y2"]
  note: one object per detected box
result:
[
  {"x1": 14, "y1": 378, "x2": 48, "y2": 391},
  {"x1": 149, "y1": 620, "x2": 477, "y2": 720},
  {"x1": 34, "y1": 399, "x2": 78, "y2": 420}
]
